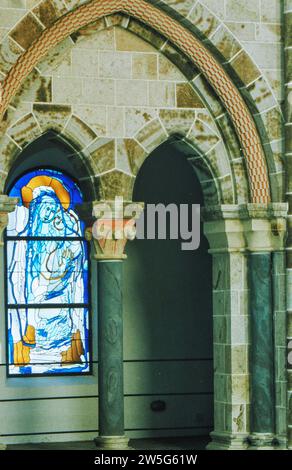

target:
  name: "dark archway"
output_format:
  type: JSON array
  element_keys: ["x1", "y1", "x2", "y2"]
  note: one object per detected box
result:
[
  {"x1": 123, "y1": 140, "x2": 213, "y2": 438},
  {"x1": 5, "y1": 132, "x2": 97, "y2": 202}
]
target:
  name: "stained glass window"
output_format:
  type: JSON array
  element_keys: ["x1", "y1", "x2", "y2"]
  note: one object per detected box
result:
[{"x1": 6, "y1": 169, "x2": 90, "y2": 376}]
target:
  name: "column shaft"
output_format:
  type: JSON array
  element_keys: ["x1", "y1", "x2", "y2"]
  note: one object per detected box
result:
[
  {"x1": 98, "y1": 261, "x2": 125, "y2": 438},
  {"x1": 0, "y1": 245, "x2": 6, "y2": 449},
  {"x1": 249, "y1": 253, "x2": 275, "y2": 437},
  {"x1": 284, "y1": 0, "x2": 292, "y2": 449}
]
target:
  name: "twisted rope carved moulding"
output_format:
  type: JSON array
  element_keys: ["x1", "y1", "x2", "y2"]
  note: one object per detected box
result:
[{"x1": 0, "y1": 0, "x2": 270, "y2": 203}]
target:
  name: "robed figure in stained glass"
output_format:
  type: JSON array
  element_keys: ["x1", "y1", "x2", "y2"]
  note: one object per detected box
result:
[{"x1": 6, "y1": 170, "x2": 90, "y2": 375}]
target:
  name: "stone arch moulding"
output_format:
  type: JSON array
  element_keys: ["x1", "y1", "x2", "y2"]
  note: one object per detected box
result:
[
  {"x1": 3, "y1": 127, "x2": 99, "y2": 202},
  {"x1": 0, "y1": 0, "x2": 270, "y2": 203}
]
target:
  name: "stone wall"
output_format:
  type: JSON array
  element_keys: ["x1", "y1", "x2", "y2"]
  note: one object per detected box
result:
[
  {"x1": 0, "y1": 0, "x2": 284, "y2": 201},
  {"x1": 0, "y1": 0, "x2": 289, "y2": 448}
]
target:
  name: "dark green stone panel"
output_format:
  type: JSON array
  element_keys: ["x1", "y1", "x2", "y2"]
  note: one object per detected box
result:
[
  {"x1": 249, "y1": 253, "x2": 275, "y2": 434},
  {"x1": 98, "y1": 261, "x2": 124, "y2": 437}
]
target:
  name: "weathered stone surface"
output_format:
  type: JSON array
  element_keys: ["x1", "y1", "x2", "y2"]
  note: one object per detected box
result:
[
  {"x1": 7, "y1": 113, "x2": 41, "y2": 147},
  {"x1": 225, "y1": 22, "x2": 256, "y2": 41},
  {"x1": 0, "y1": 28, "x2": 8, "y2": 42},
  {"x1": 99, "y1": 51, "x2": 131, "y2": 79},
  {"x1": 148, "y1": 81, "x2": 175, "y2": 107},
  {"x1": 159, "y1": 108, "x2": 196, "y2": 136},
  {"x1": 64, "y1": 0, "x2": 87, "y2": 10},
  {"x1": 115, "y1": 26, "x2": 156, "y2": 53},
  {"x1": 260, "y1": 106, "x2": 282, "y2": 142},
  {"x1": 197, "y1": 109, "x2": 218, "y2": 133},
  {"x1": 205, "y1": 141, "x2": 231, "y2": 178},
  {"x1": 265, "y1": 70, "x2": 281, "y2": 102},
  {"x1": 163, "y1": 0, "x2": 195, "y2": 17},
  {"x1": 87, "y1": 138, "x2": 115, "y2": 175},
  {"x1": 132, "y1": 53, "x2": 158, "y2": 80},
  {"x1": 215, "y1": 113, "x2": 241, "y2": 159},
  {"x1": 63, "y1": 114, "x2": 97, "y2": 149},
  {"x1": 269, "y1": 171, "x2": 284, "y2": 202},
  {"x1": 187, "y1": 119, "x2": 220, "y2": 154},
  {"x1": 33, "y1": 0, "x2": 67, "y2": 28},
  {"x1": 127, "y1": 19, "x2": 165, "y2": 50},
  {"x1": 229, "y1": 404, "x2": 248, "y2": 433},
  {"x1": 264, "y1": 139, "x2": 284, "y2": 174},
  {"x1": 255, "y1": 23, "x2": 281, "y2": 43},
  {"x1": 12, "y1": 69, "x2": 52, "y2": 103},
  {"x1": 52, "y1": 76, "x2": 82, "y2": 104},
  {"x1": 230, "y1": 50, "x2": 261, "y2": 85},
  {"x1": 0, "y1": 0, "x2": 26, "y2": 8},
  {"x1": 158, "y1": 54, "x2": 185, "y2": 80},
  {"x1": 104, "y1": 13, "x2": 129, "y2": 28},
  {"x1": 188, "y1": 1, "x2": 220, "y2": 37},
  {"x1": 116, "y1": 138, "x2": 146, "y2": 175},
  {"x1": 225, "y1": 0, "x2": 260, "y2": 21},
  {"x1": 37, "y1": 37, "x2": 73, "y2": 75},
  {"x1": 213, "y1": 315, "x2": 228, "y2": 343},
  {"x1": 107, "y1": 107, "x2": 125, "y2": 138},
  {"x1": 0, "y1": 170, "x2": 7, "y2": 192},
  {"x1": 230, "y1": 346, "x2": 248, "y2": 374},
  {"x1": 115, "y1": 139, "x2": 132, "y2": 174},
  {"x1": 190, "y1": 155, "x2": 214, "y2": 185},
  {"x1": 231, "y1": 159, "x2": 249, "y2": 204},
  {"x1": 162, "y1": 42, "x2": 199, "y2": 80},
  {"x1": 116, "y1": 80, "x2": 148, "y2": 106},
  {"x1": 0, "y1": 134, "x2": 20, "y2": 173},
  {"x1": 193, "y1": 75, "x2": 224, "y2": 117},
  {"x1": 0, "y1": 102, "x2": 31, "y2": 134},
  {"x1": 219, "y1": 174, "x2": 234, "y2": 204},
  {"x1": 176, "y1": 83, "x2": 204, "y2": 108},
  {"x1": 124, "y1": 107, "x2": 157, "y2": 137},
  {"x1": 10, "y1": 13, "x2": 44, "y2": 50},
  {"x1": 285, "y1": 12, "x2": 292, "y2": 48},
  {"x1": 243, "y1": 42, "x2": 281, "y2": 70},
  {"x1": 247, "y1": 76, "x2": 277, "y2": 112},
  {"x1": 0, "y1": 8, "x2": 24, "y2": 29},
  {"x1": 72, "y1": 20, "x2": 111, "y2": 48},
  {"x1": 260, "y1": 0, "x2": 281, "y2": 23},
  {"x1": 0, "y1": 35, "x2": 22, "y2": 75},
  {"x1": 99, "y1": 170, "x2": 135, "y2": 199},
  {"x1": 73, "y1": 105, "x2": 107, "y2": 136},
  {"x1": 33, "y1": 103, "x2": 71, "y2": 133},
  {"x1": 71, "y1": 48, "x2": 99, "y2": 77},
  {"x1": 86, "y1": 79, "x2": 115, "y2": 106},
  {"x1": 201, "y1": 174, "x2": 220, "y2": 203},
  {"x1": 135, "y1": 118, "x2": 168, "y2": 152},
  {"x1": 210, "y1": 25, "x2": 242, "y2": 61}
]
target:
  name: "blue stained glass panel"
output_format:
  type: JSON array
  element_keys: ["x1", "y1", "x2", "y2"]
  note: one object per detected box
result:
[{"x1": 6, "y1": 169, "x2": 90, "y2": 376}]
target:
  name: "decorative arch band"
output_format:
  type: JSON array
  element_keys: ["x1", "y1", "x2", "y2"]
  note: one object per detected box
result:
[{"x1": 0, "y1": 0, "x2": 270, "y2": 203}]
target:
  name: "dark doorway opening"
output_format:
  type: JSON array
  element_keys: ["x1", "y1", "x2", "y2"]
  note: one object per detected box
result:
[{"x1": 123, "y1": 139, "x2": 213, "y2": 439}]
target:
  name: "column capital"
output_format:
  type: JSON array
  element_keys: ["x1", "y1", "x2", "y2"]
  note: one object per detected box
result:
[
  {"x1": 242, "y1": 203, "x2": 288, "y2": 253},
  {"x1": 0, "y1": 195, "x2": 18, "y2": 244},
  {"x1": 202, "y1": 203, "x2": 288, "y2": 254},
  {"x1": 79, "y1": 199, "x2": 144, "y2": 261}
]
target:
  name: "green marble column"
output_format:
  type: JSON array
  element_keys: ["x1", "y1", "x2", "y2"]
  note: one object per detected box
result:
[
  {"x1": 88, "y1": 199, "x2": 143, "y2": 449},
  {"x1": 284, "y1": 0, "x2": 292, "y2": 449},
  {"x1": 95, "y1": 260, "x2": 126, "y2": 446},
  {"x1": 0, "y1": 245, "x2": 6, "y2": 450},
  {"x1": 249, "y1": 252, "x2": 275, "y2": 446}
]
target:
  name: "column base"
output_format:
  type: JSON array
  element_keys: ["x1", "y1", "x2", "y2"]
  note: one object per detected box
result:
[
  {"x1": 207, "y1": 432, "x2": 249, "y2": 450},
  {"x1": 94, "y1": 436, "x2": 130, "y2": 450},
  {"x1": 273, "y1": 435, "x2": 287, "y2": 449},
  {"x1": 248, "y1": 433, "x2": 276, "y2": 450}
]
